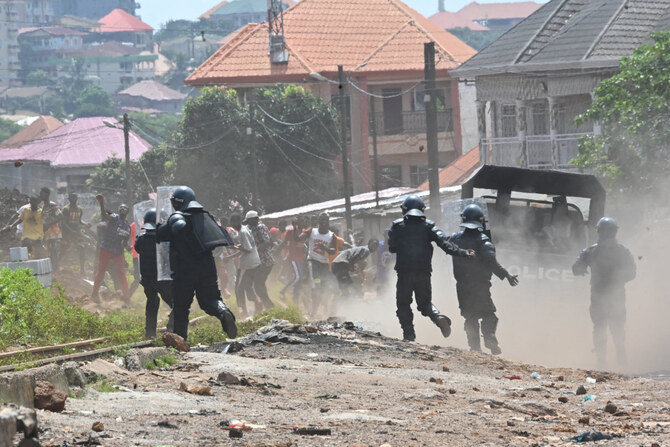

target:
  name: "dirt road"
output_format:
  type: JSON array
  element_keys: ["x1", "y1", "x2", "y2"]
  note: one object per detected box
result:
[{"x1": 26, "y1": 321, "x2": 669, "y2": 447}]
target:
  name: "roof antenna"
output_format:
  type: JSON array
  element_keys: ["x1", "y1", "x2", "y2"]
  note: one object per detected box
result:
[{"x1": 268, "y1": 0, "x2": 289, "y2": 64}]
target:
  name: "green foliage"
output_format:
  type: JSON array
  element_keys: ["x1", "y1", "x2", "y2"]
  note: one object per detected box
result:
[
  {"x1": 0, "y1": 118, "x2": 22, "y2": 143},
  {"x1": 24, "y1": 70, "x2": 53, "y2": 87},
  {"x1": 253, "y1": 85, "x2": 341, "y2": 212},
  {"x1": 0, "y1": 268, "x2": 143, "y2": 352},
  {"x1": 446, "y1": 27, "x2": 505, "y2": 51},
  {"x1": 575, "y1": 31, "x2": 670, "y2": 190},
  {"x1": 73, "y1": 85, "x2": 115, "y2": 118},
  {"x1": 144, "y1": 353, "x2": 178, "y2": 370},
  {"x1": 92, "y1": 378, "x2": 119, "y2": 393}
]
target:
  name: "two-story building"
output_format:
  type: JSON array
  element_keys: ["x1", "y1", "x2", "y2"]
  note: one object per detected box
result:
[
  {"x1": 186, "y1": 0, "x2": 477, "y2": 192},
  {"x1": 91, "y1": 8, "x2": 153, "y2": 50},
  {"x1": 452, "y1": 0, "x2": 670, "y2": 171},
  {"x1": 18, "y1": 26, "x2": 86, "y2": 75}
]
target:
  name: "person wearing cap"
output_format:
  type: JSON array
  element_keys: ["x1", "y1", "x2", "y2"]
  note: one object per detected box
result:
[
  {"x1": 572, "y1": 217, "x2": 636, "y2": 367},
  {"x1": 447, "y1": 204, "x2": 518, "y2": 355},
  {"x1": 388, "y1": 195, "x2": 475, "y2": 342},
  {"x1": 135, "y1": 208, "x2": 174, "y2": 339},
  {"x1": 91, "y1": 195, "x2": 131, "y2": 304}
]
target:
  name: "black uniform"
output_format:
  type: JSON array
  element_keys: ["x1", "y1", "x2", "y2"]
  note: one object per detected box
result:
[
  {"x1": 572, "y1": 238, "x2": 636, "y2": 364},
  {"x1": 135, "y1": 230, "x2": 174, "y2": 339},
  {"x1": 156, "y1": 206, "x2": 235, "y2": 340},
  {"x1": 448, "y1": 229, "x2": 511, "y2": 352},
  {"x1": 388, "y1": 215, "x2": 468, "y2": 340}
]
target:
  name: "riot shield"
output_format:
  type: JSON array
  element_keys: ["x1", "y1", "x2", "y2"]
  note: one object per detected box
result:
[
  {"x1": 156, "y1": 186, "x2": 177, "y2": 281},
  {"x1": 133, "y1": 200, "x2": 155, "y2": 233}
]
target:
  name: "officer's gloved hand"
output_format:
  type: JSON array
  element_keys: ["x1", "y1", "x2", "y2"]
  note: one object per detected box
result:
[
  {"x1": 507, "y1": 274, "x2": 519, "y2": 287},
  {"x1": 464, "y1": 249, "x2": 476, "y2": 259}
]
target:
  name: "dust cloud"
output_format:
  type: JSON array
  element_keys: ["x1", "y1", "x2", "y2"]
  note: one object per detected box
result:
[{"x1": 331, "y1": 210, "x2": 670, "y2": 376}]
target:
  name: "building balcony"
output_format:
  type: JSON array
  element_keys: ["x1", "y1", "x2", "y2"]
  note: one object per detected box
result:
[
  {"x1": 371, "y1": 109, "x2": 453, "y2": 137},
  {"x1": 480, "y1": 133, "x2": 591, "y2": 170}
]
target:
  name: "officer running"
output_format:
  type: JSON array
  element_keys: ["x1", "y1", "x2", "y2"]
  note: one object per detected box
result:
[
  {"x1": 135, "y1": 208, "x2": 174, "y2": 339},
  {"x1": 156, "y1": 186, "x2": 237, "y2": 341},
  {"x1": 572, "y1": 217, "x2": 636, "y2": 366},
  {"x1": 388, "y1": 195, "x2": 474, "y2": 342},
  {"x1": 448, "y1": 204, "x2": 518, "y2": 355}
]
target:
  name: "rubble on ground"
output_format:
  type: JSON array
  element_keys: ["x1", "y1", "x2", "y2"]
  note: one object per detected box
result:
[{"x1": 1, "y1": 320, "x2": 668, "y2": 446}]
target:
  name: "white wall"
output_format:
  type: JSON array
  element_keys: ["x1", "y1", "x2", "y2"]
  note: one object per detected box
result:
[{"x1": 458, "y1": 82, "x2": 478, "y2": 153}]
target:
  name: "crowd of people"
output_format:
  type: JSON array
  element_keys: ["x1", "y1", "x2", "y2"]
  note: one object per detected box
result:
[{"x1": 1, "y1": 186, "x2": 636, "y2": 366}]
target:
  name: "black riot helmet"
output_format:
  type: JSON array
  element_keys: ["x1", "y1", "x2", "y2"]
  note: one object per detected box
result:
[
  {"x1": 596, "y1": 217, "x2": 618, "y2": 240},
  {"x1": 143, "y1": 208, "x2": 157, "y2": 230},
  {"x1": 401, "y1": 194, "x2": 425, "y2": 217},
  {"x1": 460, "y1": 204, "x2": 485, "y2": 230},
  {"x1": 170, "y1": 186, "x2": 203, "y2": 212}
]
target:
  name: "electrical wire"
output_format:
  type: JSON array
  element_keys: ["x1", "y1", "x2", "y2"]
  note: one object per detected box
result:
[
  {"x1": 346, "y1": 77, "x2": 423, "y2": 99},
  {"x1": 256, "y1": 103, "x2": 316, "y2": 126}
]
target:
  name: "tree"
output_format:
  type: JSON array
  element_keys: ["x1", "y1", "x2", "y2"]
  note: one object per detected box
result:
[
  {"x1": 253, "y1": 84, "x2": 341, "y2": 212},
  {"x1": 575, "y1": 31, "x2": 670, "y2": 191},
  {"x1": 25, "y1": 70, "x2": 53, "y2": 87},
  {"x1": 0, "y1": 118, "x2": 22, "y2": 143},
  {"x1": 73, "y1": 85, "x2": 115, "y2": 118},
  {"x1": 169, "y1": 86, "x2": 250, "y2": 214}
]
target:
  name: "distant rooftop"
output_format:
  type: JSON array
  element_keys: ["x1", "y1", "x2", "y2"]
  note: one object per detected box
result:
[
  {"x1": 96, "y1": 8, "x2": 153, "y2": 33},
  {"x1": 19, "y1": 26, "x2": 87, "y2": 36},
  {"x1": 117, "y1": 80, "x2": 186, "y2": 102},
  {"x1": 456, "y1": 1, "x2": 543, "y2": 21},
  {"x1": 429, "y1": 11, "x2": 490, "y2": 31},
  {"x1": 0, "y1": 116, "x2": 151, "y2": 167},
  {"x1": 0, "y1": 116, "x2": 63, "y2": 148}
]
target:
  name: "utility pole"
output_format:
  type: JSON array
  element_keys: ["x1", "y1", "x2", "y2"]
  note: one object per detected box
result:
[
  {"x1": 338, "y1": 65, "x2": 353, "y2": 231},
  {"x1": 248, "y1": 96, "x2": 260, "y2": 209},
  {"x1": 123, "y1": 113, "x2": 131, "y2": 206},
  {"x1": 369, "y1": 96, "x2": 380, "y2": 207},
  {"x1": 424, "y1": 42, "x2": 441, "y2": 222}
]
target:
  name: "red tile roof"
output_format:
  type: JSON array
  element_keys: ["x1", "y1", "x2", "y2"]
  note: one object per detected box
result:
[
  {"x1": 418, "y1": 147, "x2": 480, "y2": 190},
  {"x1": 200, "y1": 1, "x2": 228, "y2": 19},
  {"x1": 456, "y1": 1, "x2": 542, "y2": 21},
  {"x1": 1, "y1": 116, "x2": 63, "y2": 148},
  {"x1": 0, "y1": 117, "x2": 151, "y2": 167},
  {"x1": 117, "y1": 80, "x2": 186, "y2": 101},
  {"x1": 429, "y1": 11, "x2": 490, "y2": 31},
  {"x1": 186, "y1": 0, "x2": 477, "y2": 86},
  {"x1": 96, "y1": 8, "x2": 153, "y2": 33}
]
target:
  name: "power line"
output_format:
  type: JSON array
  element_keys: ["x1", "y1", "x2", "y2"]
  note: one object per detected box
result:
[{"x1": 256, "y1": 103, "x2": 316, "y2": 126}]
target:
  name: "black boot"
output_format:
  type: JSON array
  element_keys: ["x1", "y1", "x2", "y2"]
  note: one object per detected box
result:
[
  {"x1": 429, "y1": 306, "x2": 451, "y2": 338},
  {"x1": 217, "y1": 301, "x2": 238, "y2": 339},
  {"x1": 402, "y1": 326, "x2": 416, "y2": 342},
  {"x1": 481, "y1": 314, "x2": 500, "y2": 355}
]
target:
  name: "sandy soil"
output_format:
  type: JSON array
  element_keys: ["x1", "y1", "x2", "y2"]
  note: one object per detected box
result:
[{"x1": 27, "y1": 321, "x2": 670, "y2": 447}]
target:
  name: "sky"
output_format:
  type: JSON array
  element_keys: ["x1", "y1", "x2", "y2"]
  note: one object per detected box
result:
[{"x1": 137, "y1": 0, "x2": 548, "y2": 29}]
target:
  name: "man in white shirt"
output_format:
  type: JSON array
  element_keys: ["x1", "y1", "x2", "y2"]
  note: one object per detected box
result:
[
  {"x1": 230, "y1": 213, "x2": 260, "y2": 318},
  {"x1": 299, "y1": 212, "x2": 337, "y2": 316}
]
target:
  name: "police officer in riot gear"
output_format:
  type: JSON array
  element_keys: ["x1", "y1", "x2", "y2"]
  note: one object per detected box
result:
[
  {"x1": 572, "y1": 217, "x2": 635, "y2": 366},
  {"x1": 156, "y1": 186, "x2": 237, "y2": 341},
  {"x1": 448, "y1": 204, "x2": 518, "y2": 355},
  {"x1": 388, "y1": 194, "x2": 474, "y2": 342},
  {"x1": 135, "y1": 208, "x2": 174, "y2": 339}
]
